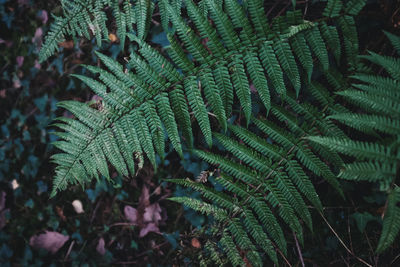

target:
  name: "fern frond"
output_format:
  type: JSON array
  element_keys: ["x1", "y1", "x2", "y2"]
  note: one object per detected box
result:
[
  {"x1": 49, "y1": 0, "x2": 370, "y2": 263},
  {"x1": 345, "y1": 0, "x2": 367, "y2": 16},
  {"x1": 200, "y1": 70, "x2": 227, "y2": 131},
  {"x1": 220, "y1": 230, "x2": 245, "y2": 267},
  {"x1": 168, "y1": 196, "x2": 229, "y2": 221},
  {"x1": 184, "y1": 77, "x2": 213, "y2": 147},
  {"x1": 310, "y1": 33, "x2": 400, "y2": 252},
  {"x1": 360, "y1": 51, "x2": 400, "y2": 80},
  {"x1": 338, "y1": 161, "x2": 396, "y2": 182},
  {"x1": 377, "y1": 187, "x2": 400, "y2": 253},
  {"x1": 305, "y1": 26, "x2": 330, "y2": 71},
  {"x1": 259, "y1": 41, "x2": 286, "y2": 98},
  {"x1": 274, "y1": 39, "x2": 301, "y2": 94},
  {"x1": 244, "y1": 50, "x2": 271, "y2": 113},
  {"x1": 323, "y1": 0, "x2": 343, "y2": 18},
  {"x1": 328, "y1": 113, "x2": 400, "y2": 135},
  {"x1": 39, "y1": 16, "x2": 68, "y2": 62},
  {"x1": 307, "y1": 136, "x2": 393, "y2": 161},
  {"x1": 291, "y1": 32, "x2": 313, "y2": 82},
  {"x1": 384, "y1": 31, "x2": 400, "y2": 55},
  {"x1": 155, "y1": 93, "x2": 183, "y2": 157},
  {"x1": 230, "y1": 54, "x2": 252, "y2": 124},
  {"x1": 40, "y1": 0, "x2": 153, "y2": 62},
  {"x1": 143, "y1": 100, "x2": 165, "y2": 159}
]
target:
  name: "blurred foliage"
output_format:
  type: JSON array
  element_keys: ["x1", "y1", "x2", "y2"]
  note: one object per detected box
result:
[{"x1": 1, "y1": 0, "x2": 400, "y2": 266}]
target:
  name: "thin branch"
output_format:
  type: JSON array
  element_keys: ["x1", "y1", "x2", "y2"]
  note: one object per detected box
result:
[
  {"x1": 276, "y1": 247, "x2": 293, "y2": 267},
  {"x1": 319, "y1": 211, "x2": 373, "y2": 267},
  {"x1": 293, "y1": 231, "x2": 305, "y2": 267}
]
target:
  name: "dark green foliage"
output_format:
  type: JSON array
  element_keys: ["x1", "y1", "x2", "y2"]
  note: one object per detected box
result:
[
  {"x1": 169, "y1": 96, "x2": 346, "y2": 264},
  {"x1": 308, "y1": 34, "x2": 400, "y2": 253},
  {"x1": 49, "y1": 0, "x2": 360, "y2": 198},
  {"x1": 42, "y1": 0, "x2": 400, "y2": 264}
]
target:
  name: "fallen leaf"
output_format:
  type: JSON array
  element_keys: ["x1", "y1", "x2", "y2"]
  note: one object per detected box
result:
[
  {"x1": 31, "y1": 28, "x2": 43, "y2": 47},
  {"x1": 143, "y1": 203, "x2": 162, "y2": 223},
  {"x1": 34, "y1": 60, "x2": 41, "y2": 70},
  {"x1": 96, "y1": 237, "x2": 106, "y2": 255},
  {"x1": 59, "y1": 40, "x2": 74, "y2": 49},
  {"x1": 72, "y1": 200, "x2": 84, "y2": 214},
  {"x1": 55, "y1": 206, "x2": 66, "y2": 221},
  {"x1": 191, "y1": 238, "x2": 201, "y2": 249},
  {"x1": 29, "y1": 231, "x2": 69, "y2": 254},
  {"x1": 124, "y1": 205, "x2": 138, "y2": 224},
  {"x1": 38, "y1": 10, "x2": 48, "y2": 24},
  {"x1": 153, "y1": 186, "x2": 162, "y2": 195},
  {"x1": 108, "y1": 33, "x2": 118, "y2": 43},
  {"x1": 139, "y1": 185, "x2": 150, "y2": 208},
  {"x1": 16, "y1": 56, "x2": 24, "y2": 68},
  {"x1": 11, "y1": 179, "x2": 19, "y2": 189},
  {"x1": 139, "y1": 222, "x2": 160, "y2": 237}
]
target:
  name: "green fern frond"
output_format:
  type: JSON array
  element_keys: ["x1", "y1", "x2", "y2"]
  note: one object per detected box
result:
[
  {"x1": 40, "y1": 0, "x2": 153, "y2": 62},
  {"x1": 338, "y1": 161, "x2": 396, "y2": 182},
  {"x1": 323, "y1": 0, "x2": 343, "y2": 18},
  {"x1": 328, "y1": 113, "x2": 400, "y2": 135},
  {"x1": 307, "y1": 136, "x2": 393, "y2": 161},
  {"x1": 377, "y1": 187, "x2": 400, "y2": 253},
  {"x1": 384, "y1": 31, "x2": 400, "y2": 55},
  {"x1": 310, "y1": 32, "x2": 400, "y2": 253},
  {"x1": 168, "y1": 196, "x2": 229, "y2": 221},
  {"x1": 48, "y1": 0, "x2": 371, "y2": 263},
  {"x1": 344, "y1": 0, "x2": 367, "y2": 16}
]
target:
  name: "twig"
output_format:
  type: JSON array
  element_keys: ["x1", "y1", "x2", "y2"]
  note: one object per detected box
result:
[
  {"x1": 109, "y1": 222, "x2": 137, "y2": 228},
  {"x1": 276, "y1": 247, "x2": 293, "y2": 267},
  {"x1": 90, "y1": 197, "x2": 102, "y2": 224},
  {"x1": 364, "y1": 231, "x2": 377, "y2": 266},
  {"x1": 319, "y1": 211, "x2": 373, "y2": 267},
  {"x1": 293, "y1": 231, "x2": 305, "y2": 267},
  {"x1": 347, "y1": 211, "x2": 354, "y2": 252},
  {"x1": 391, "y1": 253, "x2": 400, "y2": 265},
  {"x1": 64, "y1": 240, "x2": 75, "y2": 261}
]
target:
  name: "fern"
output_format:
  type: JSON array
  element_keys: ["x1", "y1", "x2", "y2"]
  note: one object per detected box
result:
[
  {"x1": 168, "y1": 98, "x2": 345, "y2": 264},
  {"x1": 45, "y1": 0, "x2": 375, "y2": 264},
  {"x1": 308, "y1": 33, "x2": 400, "y2": 253},
  {"x1": 49, "y1": 0, "x2": 363, "y2": 197},
  {"x1": 39, "y1": 0, "x2": 154, "y2": 62}
]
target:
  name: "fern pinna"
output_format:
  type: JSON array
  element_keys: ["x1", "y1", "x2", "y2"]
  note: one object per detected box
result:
[{"x1": 308, "y1": 31, "x2": 400, "y2": 254}]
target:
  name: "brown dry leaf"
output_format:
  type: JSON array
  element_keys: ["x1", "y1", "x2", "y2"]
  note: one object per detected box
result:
[
  {"x1": 59, "y1": 40, "x2": 74, "y2": 49},
  {"x1": 191, "y1": 238, "x2": 201, "y2": 249},
  {"x1": 108, "y1": 33, "x2": 118, "y2": 43},
  {"x1": 55, "y1": 206, "x2": 66, "y2": 221},
  {"x1": 29, "y1": 231, "x2": 69, "y2": 254}
]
